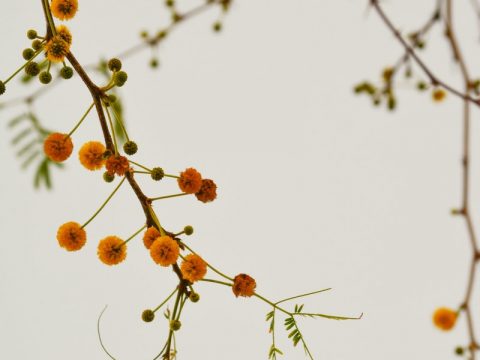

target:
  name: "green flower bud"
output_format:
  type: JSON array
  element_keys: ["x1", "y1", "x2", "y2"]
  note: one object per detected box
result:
[
  {"x1": 213, "y1": 22, "x2": 222, "y2": 32},
  {"x1": 151, "y1": 167, "x2": 164, "y2": 181},
  {"x1": 170, "y1": 320, "x2": 181, "y2": 331},
  {"x1": 184, "y1": 225, "x2": 194, "y2": 236},
  {"x1": 417, "y1": 81, "x2": 427, "y2": 91},
  {"x1": 114, "y1": 71, "x2": 128, "y2": 87},
  {"x1": 22, "y1": 48, "x2": 35, "y2": 60},
  {"x1": 140, "y1": 30, "x2": 149, "y2": 39},
  {"x1": 31, "y1": 40, "x2": 42, "y2": 51},
  {"x1": 150, "y1": 58, "x2": 159, "y2": 68},
  {"x1": 165, "y1": 0, "x2": 175, "y2": 7},
  {"x1": 27, "y1": 29, "x2": 37, "y2": 40},
  {"x1": 60, "y1": 66, "x2": 74, "y2": 79},
  {"x1": 0, "y1": 81, "x2": 5, "y2": 95},
  {"x1": 108, "y1": 58, "x2": 122, "y2": 72},
  {"x1": 157, "y1": 30, "x2": 168, "y2": 39},
  {"x1": 142, "y1": 309, "x2": 155, "y2": 323},
  {"x1": 123, "y1": 141, "x2": 138, "y2": 155},
  {"x1": 25, "y1": 62, "x2": 40, "y2": 76},
  {"x1": 39, "y1": 71, "x2": 52, "y2": 84},
  {"x1": 189, "y1": 292, "x2": 200, "y2": 303},
  {"x1": 103, "y1": 171, "x2": 115, "y2": 183},
  {"x1": 455, "y1": 347, "x2": 464, "y2": 356},
  {"x1": 387, "y1": 95, "x2": 396, "y2": 111},
  {"x1": 108, "y1": 94, "x2": 117, "y2": 103}
]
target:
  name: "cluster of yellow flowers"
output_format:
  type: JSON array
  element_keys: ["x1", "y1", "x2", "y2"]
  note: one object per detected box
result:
[{"x1": 0, "y1": 1, "x2": 364, "y2": 358}]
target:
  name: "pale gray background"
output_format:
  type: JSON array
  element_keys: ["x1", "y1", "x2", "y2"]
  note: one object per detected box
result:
[{"x1": 0, "y1": 0, "x2": 477, "y2": 359}]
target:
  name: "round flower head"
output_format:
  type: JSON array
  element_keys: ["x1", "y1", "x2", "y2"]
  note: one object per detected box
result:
[
  {"x1": 97, "y1": 236, "x2": 127, "y2": 266},
  {"x1": 106, "y1": 155, "x2": 130, "y2": 176},
  {"x1": 195, "y1": 179, "x2": 217, "y2": 203},
  {"x1": 150, "y1": 236, "x2": 179, "y2": 266},
  {"x1": 178, "y1": 167, "x2": 202, "y2": 194},
  {"x1": 44, "y1": 133, "x2": 73, "y2": 162},
  {"x1": 180, "y1": 254, "x2": 207, "y2": 283},
  {"x1": 51, "y1": 0, "x2": 78, "y2": 20},
  {"x1": 232, "y1": 273, "x2": 256, "y2": 298},
  {"x1": 143, "y1": 226, "x2": 161, "y2": 249},
  {"x1": 57, "y1": 221, "x2": 86, "y2": 251},
  {"x1": 56, "y1": 25, "x2": 72, "y2": 45},
  {"x1": 45, "y1": 35, "x2": 70, "y2": 63},
  {"x1": 433, "y1": 307, "x2": 457, "y2": 331},
  {"x1": 432, "y1": 88, "x2": 446, "y2": 102},
  {"x1": 78, "y1": 141, "x2": 106, "y2": 170}
]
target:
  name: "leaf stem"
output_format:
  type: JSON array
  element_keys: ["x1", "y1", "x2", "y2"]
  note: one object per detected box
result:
[
  {"x1": 81, "y1": 177, "x2": 126, "y2": 229},
  {"x1": 67, "y1": 102, "x2": 94, "y2": 137}
]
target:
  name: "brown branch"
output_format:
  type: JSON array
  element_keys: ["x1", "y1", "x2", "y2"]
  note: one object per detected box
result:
[
  {"x1": 372, "y1": 0, "x2": 480, "y2": 355},
  {"x1": 444, "y1": 0, "x2": 479, "y2": 355},
  {"x1": 370, "y1": 0, "x2": 480, "y2": 106}
]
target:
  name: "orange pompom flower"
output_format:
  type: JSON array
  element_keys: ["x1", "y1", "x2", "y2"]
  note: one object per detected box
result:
[
  {"x1": 143, "y1": 226, "x2": 161, "y2": 249},
  {"x1": 178, "y1": 167, "x2": 202, "y2": 194},
  {"x1": 432, "y1": 88, "x2": 446, "y2": 102},
  {"x1": 150, "y1": 236, "x2": 180, "y2": 266},
  {"x1": 56, "y1": 221, "x2": 86, "y2": 251},
  {"x1": 433, "y1": 307, "x2": 457, "y2": 331},
  {"x1": 57, "y1": 25, "x2": 72, "y2": 45},
  {"x1": 45, "y1": 34, "x2": 70, "y2": 63},
  {"x1": 44, "y1": 132, "x2": 73, "y2": 162},
  {"x1": 78, "y1": 141, "x2": 106, "y2": 170},
  {"x1": 180, "y1": 254, "x2": 207, "y2": 283},
  {"x1": 232, "y1": 273, "x2": 256, "y2": 298},
  {"x1": 106, "y1": 155, "x2": 130, "y2": 176},
  {"x1": 97, "y1": 236, "x2": 127, "y2": 266},
  {"x1": 195, "y1": 179, "x2": 217, "y2": 203},
  {"x1": 51, "y1": 0, "x2": 78, "y2": 21}
]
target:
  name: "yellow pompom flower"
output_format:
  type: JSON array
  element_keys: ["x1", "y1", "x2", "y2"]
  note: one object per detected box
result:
[
  {"x1": 178, "y1": 167, "x2": 202, "y2": 194},
  {"x1": 45, "y1": 34, "x2": 70, "y2": 63},
  {"x1": 432, "y1": 88, "x2": 446, "y2": 102},
  {"x1": 56, "y1": 221, "x2": 86, "y2": 251},
  {"x1": 57, "y1": 25, "x2": 72, "y2": 45},
  {"x1": 433, "y1": 307, "x2": 457, "y2": 331},
  {"x1": 232, "y1": 273, "x2": 256, "y2": 298},
  {"x1": 51, "y1": 0, "x2": 78, "y2": 21},
  {"x1": 180, "y1": 254, "x2": 207, "y2": 283},
  {"x1": 97, "y1": 236, "x2": 127, "y2": 265},
  {"x1": 44, "y1": 132, "x2": 73, "y2": 162},
  {"x1": 143, "y1": 226, "x2": 160, "y2": 249},
  {"x1": 78, "y1": 141, "x2": 106, "y2": 170},
  {"x1": 150, "y1": 236, "x2": 179, "y2": 266}
]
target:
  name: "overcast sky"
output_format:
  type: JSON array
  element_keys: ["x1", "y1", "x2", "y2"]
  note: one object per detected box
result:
[{"x1": 1, "y1": 1, "x2": 479, "y2": 359}]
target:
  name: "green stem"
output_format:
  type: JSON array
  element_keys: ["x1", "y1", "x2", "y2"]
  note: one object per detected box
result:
[
  {"x1": 164, "y1": 289, "x2": 183, "y2": 358},
  {"x1": 275, "y1": 288, "x2": 332, "y2": 305},
  {"x1": 133, "y1": 170, "x2": 150, "y2": 174},
  {"x1": 123, "y1": 224, "x2": 147, "y2": 246},
  {"x1": 181, "y1": 243, "x2": 234, "y2": 281},
  {"x1": 97, "y1": 306, "x2": 117, "y2": 360},
  {"x1": 67, "y1": 102, "x2": 94, "y2": 137},
  {"x1": 164, "y1": 174, "x2": 179, "y2": 179},
  {"x1": 43, "y1": 0, "x2": 57, "y2": 36},
  {"x1": 175, "y1": 294, "x2": 188, "y2": 321},
  {"x1": 148, "y1": 206, "x2": 166, "y2": 236},
  {"x1": 81, "y1": 177, "x2": 126, "y2": 228},
  {"x1": 150, "y1": 193, "x2": 188, "y2": 201},
  {"x1": 4, "y1": 49, "x2": 43, "y2": 84},
  {"x1": 104, "y1": 105, "x2": 119, "y2": 154},
  {"x1": 109, "y1": 102, "x2": 130, "y2": 141},
  {"x1": 254, "y1": 293, "x2": 292, "y2": 316},
  {"x1": 153, "y1": 287, "x2": 179, "y2": 313},
  {"x1": 200, "y1": 278, "x2": 232, "y2": 287},
  {"x1": 129, "y1": 160, "x2": 151, "y2": 172}
]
